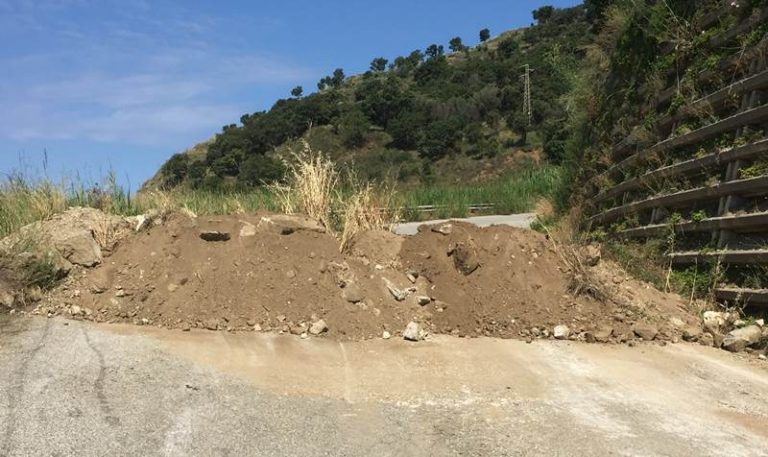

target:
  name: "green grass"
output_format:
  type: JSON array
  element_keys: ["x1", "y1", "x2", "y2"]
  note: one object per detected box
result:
[{"x1": 397, "y1": 165, "x2": 564, "y2": 220}]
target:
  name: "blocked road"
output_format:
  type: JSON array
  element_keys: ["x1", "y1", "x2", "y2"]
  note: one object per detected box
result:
[{"x1": 1, "y1": 316, "x2": 768, "y2": 456}]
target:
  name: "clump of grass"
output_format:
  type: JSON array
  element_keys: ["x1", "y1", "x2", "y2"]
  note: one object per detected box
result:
[
  {"x1": 0, "y1": 174, "x2": 67, "y2": 239},
  {"x1": 269, "y1": 141, "x2": 339, "y2": 230},
  {"x1": 339, "y1": 180, "x2": 399, "y2": 252}
]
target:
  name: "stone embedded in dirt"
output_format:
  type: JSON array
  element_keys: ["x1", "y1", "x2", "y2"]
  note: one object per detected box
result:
[
  {"x1": 702, "y1": 311, "x2": 729, "y2": 333},
  {"x1": 668, "y1": 317, "x2": 685, "y2": 329},
  {"x1": 290, "y1": 322, "x2": 308, "y2": 335},
  {"x1": 70, "y1": 305, "x2": 83, "y2": 316},
  {"x1": 449, "y1": 243, "x2": 480, "y2": 275},
  {"x1": 205, "y1": 319, "x2": 219, "y2": 331},
  {"x1": 583, "y1": 244, "x2": 601, "y2": 267},
  {"x1": 722, "y1": 325, "x2": 763, "y2": 353},
  {"x1": 681, "y1": 325, "x2": 703, "y2": 342},
  {"x1": 342, "y1": 283, "x2": 365, "y2": 303},
  {"x1": 553, "y1": 325, "x2": 570, "y2": 340},
  {"x1": 403, "y1": 321, "x2": 425, "y2": 341},
  {"x1": 199, "y1": 231, "x2": 231, "y2": 242},
  {"x1": 309, "y1": 319, "x2": 328, "y2": 336},
  {"x1": 180, "y1": 322, "x2": 191, "y2": 332},
  {"x1": 699, "y1": 332, "x2": 715, "y2": 347},
  {"x1": 256, "y1": 215, "x2": 326, "y2": 235},
  {"x1": 756, "y1": 319, "x2": 765, "y2": 327},
  {"x1": 431, "y1": 224, "x2": 453, "y2": 235},
  {"x1": 382, "y1": 330, "x2": 391, "y2": 339},
  {"x1": 55, "y1": 229, "x2": 103, "y2": 267},
  {"x1": 239, "y1": 222, "x2": 257, "y2": 238},
  {"x1": 632, "y1": 323, "x2": 658, "y2": 341},
  {"x1": 0, "y1": 289, "x2": 14, "y2": 308},
  {"x1": 416, "y1": 296, "x2": 431, "y2": 306},
  {"x1": 384, "y1": 279, "x2": 408, "y2": 301}
]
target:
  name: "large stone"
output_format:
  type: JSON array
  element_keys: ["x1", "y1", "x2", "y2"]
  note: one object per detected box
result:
[
  {"x1": 582, "y1": 244, "x2": 601, "y2": 267},
  {"x1": 239, "y1": 222, "x2": 257, "y2": 237},
  {"x1": 681, "y1": 325, "x2": 703, "y2": 342},
  {"x1": 702, "y1": 311, "x2": 730, "y2": 334},
  {"x1": 53, "y1": 229, "x2": 102, "y2": 267},
  {"x1": 342, "y1": 283, "x2": 365, "y2": 303},
  {"x1": 0, "y1": 289, "x2": 15, "y2": 308},
  {"x1": 431, "y1": 224, "x2": 453, "y2": 236},
  {"x1": 450, "y1": 243, "x2": 480, "y2": 275},
  {"x1": 722, "y1": 325, "x2": 763, "y2": 353},
  {"x1": 256, "y1": 215, "x2": 326, "y2": 235},
  {"x1": 309, "y1": 319, "x2": 328, "y2": 336},
  {"x1": 632, "y1": 323, "x2": 658, "y2": 341},
  {"x1": 553, "y1": 325, "x2": 570, "y2": 340},
  {"x1": 593, "y1": 326, "x2": 614, "y2": 343},
  {"x1": 403, "y1": 321, "x2": 425, "y2": 341}
]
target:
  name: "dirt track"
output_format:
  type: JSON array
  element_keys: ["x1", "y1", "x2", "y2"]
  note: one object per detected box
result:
[{"x1": 2, "y1": 315, "x2": 767, "y2": 456}]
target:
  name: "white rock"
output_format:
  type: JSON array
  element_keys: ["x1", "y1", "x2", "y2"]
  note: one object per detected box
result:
[
  {"x1": 70, "y1": 305, "x2": 82, "y2": 316},
  {"x1": 723, "y1": 325, "x2": 762, "y2": 353},
  {"x1": 702, "y1": 311, "x2": 729, "y2": 332},
  {"x1": 382, "y1": 330, "x2": 391, "y2": 340},
  {"x1": 403, "y1": 321, "x2": 424, "y2": 341},
  {"x1": 553, "y1": 325, "x2": 570, "y2": 340},
  {"x1": 756, "y1": 319, "x2": 764, "y2": 327},
  {"x1": 309, "y1": 319, "x2": 328, "y2": 335}
]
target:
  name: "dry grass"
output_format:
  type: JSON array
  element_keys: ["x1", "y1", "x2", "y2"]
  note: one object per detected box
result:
[
  {"x1": 269, "y1": 141, "x2": 338, "y2": 230},
  {"x1": 339, "y1": 180, "x2": 399, "y2": 252},
  {"x1": 0, "y1": 178, "x2": 67, "y2": 239}
]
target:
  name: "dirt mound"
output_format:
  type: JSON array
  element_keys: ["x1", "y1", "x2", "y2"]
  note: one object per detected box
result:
[{"x1": 38, "y1": 212, "x2": 699, "y2": 341}]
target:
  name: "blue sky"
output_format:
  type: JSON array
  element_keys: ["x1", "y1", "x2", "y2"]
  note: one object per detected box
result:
[{"x1": 0, "y1": 0, "x2": 578, "y2": 190}]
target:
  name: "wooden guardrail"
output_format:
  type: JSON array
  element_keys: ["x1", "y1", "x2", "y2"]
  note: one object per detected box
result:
[{"x1": 587, "y1": 10, "x2": 768, "y2": 308}]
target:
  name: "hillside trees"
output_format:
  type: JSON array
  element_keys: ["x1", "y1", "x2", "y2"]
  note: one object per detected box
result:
[{"x1": 164, "y1": 4, "x2": 592, "y2": 189}]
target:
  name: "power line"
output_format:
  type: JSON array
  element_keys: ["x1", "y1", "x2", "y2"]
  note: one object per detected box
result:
[{"x1": 521, "y1": 64, "x2": 533, "y2": 126}]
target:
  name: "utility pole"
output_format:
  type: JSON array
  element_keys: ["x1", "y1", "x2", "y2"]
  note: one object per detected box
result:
[{"x1": 521, "y1": 64, "x2": 533, "y2": 126}]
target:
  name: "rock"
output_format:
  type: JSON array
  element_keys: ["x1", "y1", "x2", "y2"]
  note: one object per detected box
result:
[
  {"x1": 253, "y1": 324, "x2": 262, "y2": 332},
  {"x1": 632, "y1": 323, "x2": 658, "y2": 341},
  {"x1": 69, "y1": 305, "x2": 83, "y2": 316},
  {"x1": 669, "y1": 317, "x2": 686, "y2": 329},
  {"x1": 722, "y1": 325, "x2": 762, "y2": 353},
  {"x1": 681, "y1": 325, "x2": 703, "y2": 342},
  {"x1": 382, "y1": 330, "x2": 391, "y2": 339},
  {"x1": 180, "y1": 322, "x2": 191, "y2": 332},
  {"x1": 756, "y1": 319, "x2": 765, "y2": 327},
  {"x1": 309, "y1": 319, "x2": 328, "y2": 336},
  {"x1": 450, "y1": 243, "x2": 480, "y2": 275},
  {"x1": 416, "y1": 296, "x2": 431, "y2": 306},
  {"x1": 702, "y1": 311, "x2": 729, "y2": 333},
  {"x1": 431, "y1": 224, "x2": 453, "y2": 235},
  {"x1": 286, "y1": 269, "x2": 297, "y2": 279},
  {"x1": 583, "y1": 244, "x2": 601, "y2": 266},
  {"x1": 239, "y1": 222, "x2": 257, "y2": 237},
  {"x1": 699, "y1": 333, "x2": 714, "y2": 347},
  {"x1": 733, "y1": 319, "x2": 747, "y2": 328},
  {"x1": 711, "y1": 332, "x2": 724, "y2": 348},
  {"x1": 290, "y1": 322, "x2": 308, "y2": 335},
  {"x1": 612, "y1": 276, "x2": 623, "y2": 284},
  {"x1": 384, "y1": 279, "x2": 409, "y2": 301},
  {"x1": 553, "y1": 325, "x2": 570, "y2": 340},
  {"x1": 199, "y1": 231, "x2": 230, "y2": 242},
  {"x1": 342, "y1": 283, "x2": 365, "y2": 303},
  {"x1": 584, "y1": 332, "x2": 597, "y2": 343},
  {"x1": 256, "y1": 215, "x2": 326, "y2": 235},
  {"x1": 0, "y1": 289, "x2": 14, "y2": 308},
  {"x1": 205, "y1": 319, "x2": 219, "y2": 331},
  {"x1": 403, "y1": 321, "x2": 425, "y2": 341},
  {"x1": 759, "y1": 354, "x2": 767, "y2": 361},
  {"x1": 54, "y1": 229, "x2": 102, "y2": 267},
  {"x1": 406, "y1": 271, "x2": 418, "y2": 283}
]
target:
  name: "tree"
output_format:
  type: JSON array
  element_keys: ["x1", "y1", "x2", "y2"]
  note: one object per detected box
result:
[
  {"x1": 161, "y1": 153, "x2": 189, "y2": 188},
  {"x1": 370, "y1": 57, "x2": 388, "y2": 72},
  {"x1": 240, "y1": 154, "x2": 285, "y2": 185},
  {"x1": 533, "y1": 5, "x2": 555, "y2": 23},
  {"x1": 291, "y1": 86, "x2": 303, "y2": 98},
  {"x1": 449, "y1": 36, "x2": 465, "y2": 53},
  {"x1": 337, "y1": 109, "x2": 370, "y2": 147},
  {"x1": 425, "y1": 44, "x2": 444, "y2": 60},
  {"x1": 497, "y1": 37, "x2": 520, "y2": 58},
  {"x1": 331, "y1": 68, "x2": 345, "y2": 87},
  {"x1": 479, "y1": 28, "x2": 490, "y2": 42}
]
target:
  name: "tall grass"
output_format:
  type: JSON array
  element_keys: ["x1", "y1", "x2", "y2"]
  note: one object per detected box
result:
[
  {"x1": 398, "y1": 165, "x2": 564, "y2": 220},
  {"x1": 1, "y1": 161, "x2": 564, "y2": 240}
]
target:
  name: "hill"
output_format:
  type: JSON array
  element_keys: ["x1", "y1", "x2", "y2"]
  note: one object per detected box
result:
[{"x1": 147, "y1": 4, "x2": 595, "y2": 191}]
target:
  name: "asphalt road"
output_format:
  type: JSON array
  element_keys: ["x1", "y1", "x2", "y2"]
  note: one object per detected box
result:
[
  {"x1": 2, "y1": 315, "x2": 768, "y2": 456},
  {"x1": 392, "y1": 214, "x2": 537, "y2": 236}
]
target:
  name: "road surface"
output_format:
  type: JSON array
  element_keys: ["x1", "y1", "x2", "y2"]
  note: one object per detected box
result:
[
  {"x1": 392, "y1": 214, "x2": 537, "y2": 236},
  {"x1": 1, "y1": 315, "x2": 768, "y2": 456}
]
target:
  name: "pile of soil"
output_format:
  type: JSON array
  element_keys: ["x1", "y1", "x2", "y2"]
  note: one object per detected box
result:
[{"x1": 38, "y1": 211, "x2": 700, "y2": 341}]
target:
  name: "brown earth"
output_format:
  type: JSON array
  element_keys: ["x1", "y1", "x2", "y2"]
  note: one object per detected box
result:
[{"x1": 31, "y1": 210, "x2": 700, "y2": 342}]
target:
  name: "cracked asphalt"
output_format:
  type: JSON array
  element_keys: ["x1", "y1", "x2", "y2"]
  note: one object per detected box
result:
[{"x1": 2, "y1": 315, "x2": 768, "y2": 457}]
